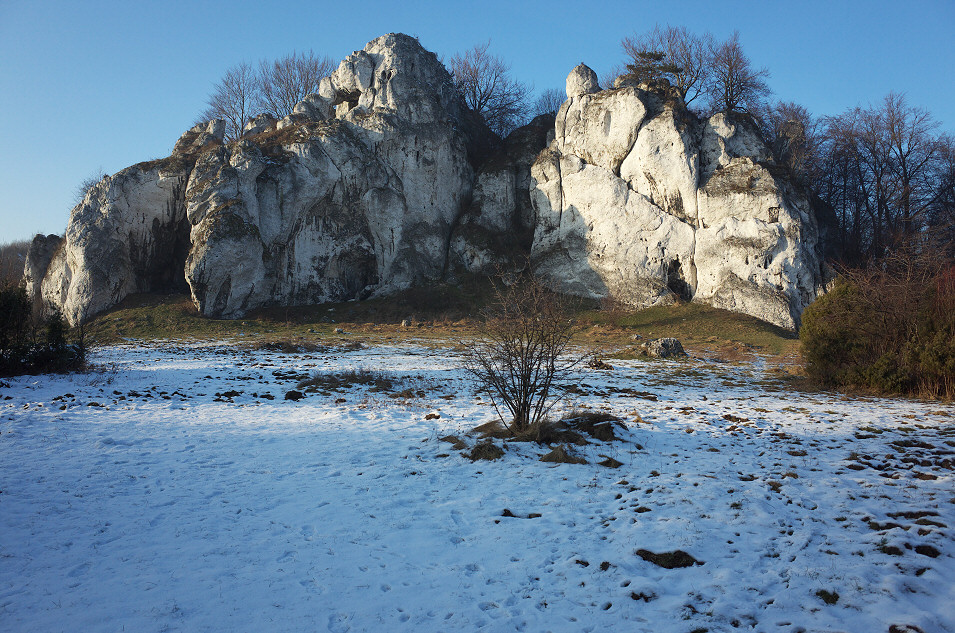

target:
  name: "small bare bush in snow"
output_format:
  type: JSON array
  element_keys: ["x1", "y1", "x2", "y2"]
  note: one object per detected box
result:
[{"x1": 463, "y1": 276, "x2": 585, "y2": 434}]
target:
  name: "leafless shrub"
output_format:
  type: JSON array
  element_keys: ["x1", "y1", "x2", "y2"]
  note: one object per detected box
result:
[
  {"x1": 463, "y1": 275, "x2": 585, "y2": 434},
  {"x1": 801, "y1": 230, "x2": 955, "y2": 398},
  {"x1": 73, "y1": 168, "x2": 107, "y2": 206}
]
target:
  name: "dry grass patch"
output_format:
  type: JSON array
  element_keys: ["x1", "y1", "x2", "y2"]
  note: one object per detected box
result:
[
  {"x1": 471, "y1": 410, "x2": 626, "y2": 445},
  {"x1": 466, "y1": 440, "x2": 505, "y2": 461},
  {"x1": 540, "y1": 444, "x2": 587, "y2": 464},
  {"x1": 297, "y1": 369, "x2": 397, "y2": 393}
]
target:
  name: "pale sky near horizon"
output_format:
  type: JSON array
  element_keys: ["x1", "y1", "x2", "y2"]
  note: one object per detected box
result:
[{"x1": 1, "y1": 0, "x2": 953, "y2": 244}]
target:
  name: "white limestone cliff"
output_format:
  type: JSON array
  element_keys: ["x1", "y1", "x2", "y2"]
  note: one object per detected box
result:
[
  {"x1": 183, "y1": 33, "x2": 479, "y2": 317},
  {"x1": 529, "y1": 66, "x2": 826, "y2": 330},
  {"x1": 27, "y1": 41, "x2": 827, "y2": 332}
]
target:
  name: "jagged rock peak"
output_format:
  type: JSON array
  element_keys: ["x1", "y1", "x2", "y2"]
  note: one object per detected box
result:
[
  {"x1": 566, "y1": 63, "x2": 600, "y2": 99},
  {"x1": 172, "y1": 119, "x2": 225, "y2": 156},
  {"x1": 181, "y1": 32, "x2": 481, "y2": 319},
  {"x1": 325, "y1": 33, "x2": 469, "y2": 125}
]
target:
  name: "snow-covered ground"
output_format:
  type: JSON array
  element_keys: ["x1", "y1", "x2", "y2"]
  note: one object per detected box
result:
[{"x1": 1, "y1": 341, "x2": 953, "y2": 633}]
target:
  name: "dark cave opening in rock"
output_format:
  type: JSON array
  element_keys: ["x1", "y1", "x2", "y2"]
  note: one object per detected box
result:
[{"x1": 666, "y1": 259, "x2": 692, "y2": 302}]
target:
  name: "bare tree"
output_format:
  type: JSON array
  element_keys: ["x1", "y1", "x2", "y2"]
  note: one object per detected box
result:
[
  {"x1": 759, "y1": 101, "x2": 821, "y2": 179},
  {"x1": 257, "y1": 50, "x2": 334, "y2": 118},
  {"x1": 0, "y1": 240, "x2": 30, "y2": 286},
  {"x1": 622, "y1": 25, "x2": 713, "y2": 105},
  {"x1": 811, "y1": 93, "x2": 952, "y2": 262},
  {"x1": 532, "y1": 88, "x2": 564, "y2": 117},
  {"x1": 600, "y1": 63, "x2": 627, "y2": 90},
  {"x1": 928, "y1": 134, "x2": 955, "y2": 238},
  {"x1": 463, "y1": 276, "x2": 583, "y2": 434},
  {"x1": 882, "y1": 92, "x2": 943, "y2": 235},
  {"x1": 201, "y1": 61, "x2": 258, "y2": 141},
  {"x1": 449, "y1": 41, "x2": 530, "y2": 137},
  {"x1": 706, "y1": 31, "x2": 771, "y2": 114},
  {"x1": 73, "y1": 168, "x2": 107, "y2": 206}
]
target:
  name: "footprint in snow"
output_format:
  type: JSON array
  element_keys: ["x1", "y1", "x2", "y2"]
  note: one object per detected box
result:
[
  {"x1": 327, "y1": 612, "x2": 351, "y2": 633},
  {"x1": 277, "y1": 551, "x2": 295, "y2": 563},
  {"x1": 301, "y1": 525, "x2": 316, "y2": 541}
]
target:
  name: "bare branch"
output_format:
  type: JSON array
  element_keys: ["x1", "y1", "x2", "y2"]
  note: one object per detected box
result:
[
  {"x1": 257, "y1": 50, "x2": 334, "y2": 118},
  {"x1": 449, "y1": 41, "x2": 531, "y2": 137},
  {"x1": 202, "y1": 61, "x2": 258, "y2": 142},
  {"x1": 706, "y1": 31, "x2": 771, "y2": 114},
  {"x1": 462, "y1": 275, "x2": 585, "y2": 433},
  {"x1": 533, "y1": 88, "x2": 564, "y2": 117}
]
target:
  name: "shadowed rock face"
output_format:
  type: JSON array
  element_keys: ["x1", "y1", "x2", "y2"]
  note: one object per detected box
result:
[
  {"x1": 448, "y1": 113, "x2": 554, "y2": 274},
  {"x1": 28, "y1": 43, "x2": 826, "y2": 331},
  {"x1": 529, "y1": 67, "x2": 826, "y2": 330}
]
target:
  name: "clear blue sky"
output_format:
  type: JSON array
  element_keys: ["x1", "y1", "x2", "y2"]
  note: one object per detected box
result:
[{"x1": 1, "y1": 0, "x2": 953, "y2": 244}]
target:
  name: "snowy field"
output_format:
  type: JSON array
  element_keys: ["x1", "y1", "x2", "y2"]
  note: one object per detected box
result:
[{"x1": 1, "y1": 340, "x2": 953, "y2": 633}]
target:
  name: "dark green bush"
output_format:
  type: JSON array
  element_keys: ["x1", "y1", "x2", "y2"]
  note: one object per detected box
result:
[
  {"x1": 0, "y1": 284, "x2": 85, "y2": 377},
  {"x1": 801, "y1": 252, "x2": 955, "y2": 398}
]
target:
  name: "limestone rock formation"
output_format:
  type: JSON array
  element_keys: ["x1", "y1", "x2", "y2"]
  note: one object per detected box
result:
[
  {"x1": 184, "y1": 33, "x2": 481, "y2": 317},
  {"x1": 22, "y1": 234, "x2": 62, "y2": 313},
  {"x1": 566, "y1": 64, "x2": 600, "y2": 99},
  {"x1": 30, "y1": 34, "x2": 488, "y2": 323},
  {"x1": 530, "y1": 65, "x2": 826, "y2": 330},
  {"x1": 27, "y1": 119, "x2": 221, "y2": 324},
  {"x1": 27, "y1": 40, "x2": 828, "y2": 332}
]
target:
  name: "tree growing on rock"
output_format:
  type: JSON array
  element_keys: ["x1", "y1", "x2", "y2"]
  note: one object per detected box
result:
[
  {"x1": 622, "y1": 50, "x2": 682, "y2": 86},
  {"x1": 706, "y1": 31, "x2": 771, "y2": 114},
  {"x1": 463, "y1": 275, "x2": 584, "y2": 434},
  {"x1": 201, "y1": 61, "x2": 258, "y2": 142},
  {"x1": 448, "y1": 41, "x2": 530, "y2": 137},
  {"x1": 257, "y1": 50, "x2": 335, "y2": 119},
  {"x1": 621, "y1": 25, "x2": 713, "y2": 105},
  {"x1": 201, "y1": 50, "x2": 334, "y2": 142},
  {"x1": 758, "y1": 101, "x2": 822, "y2": 181}
]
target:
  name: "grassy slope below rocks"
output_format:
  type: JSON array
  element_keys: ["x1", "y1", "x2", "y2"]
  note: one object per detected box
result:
[{"x1": 80, "y1": 286, "x2": 800, "y2": 364}]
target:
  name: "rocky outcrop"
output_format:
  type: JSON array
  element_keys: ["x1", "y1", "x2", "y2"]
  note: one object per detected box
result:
[
  {"x1": 183, "y1": 33, "x2": 481, "y2": 317},
  {"x1": 27, "y1": 39, "x2": 828, "y2": 331},
  {"x1": 566, "y1": 64, "x2": 600, "y2": 99},
  {"x1": 28, "y1": 120, "x2": 221, "y2": 324},
  {"x1": 31, "y1": 34, "x2": 489, "y2": 323},
  {"x1": 22, "y1": 234, "x2": 62, "y2": 313},
  {"x1": 529, "y1": 66, "x2": 826, "y2": 330}
]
